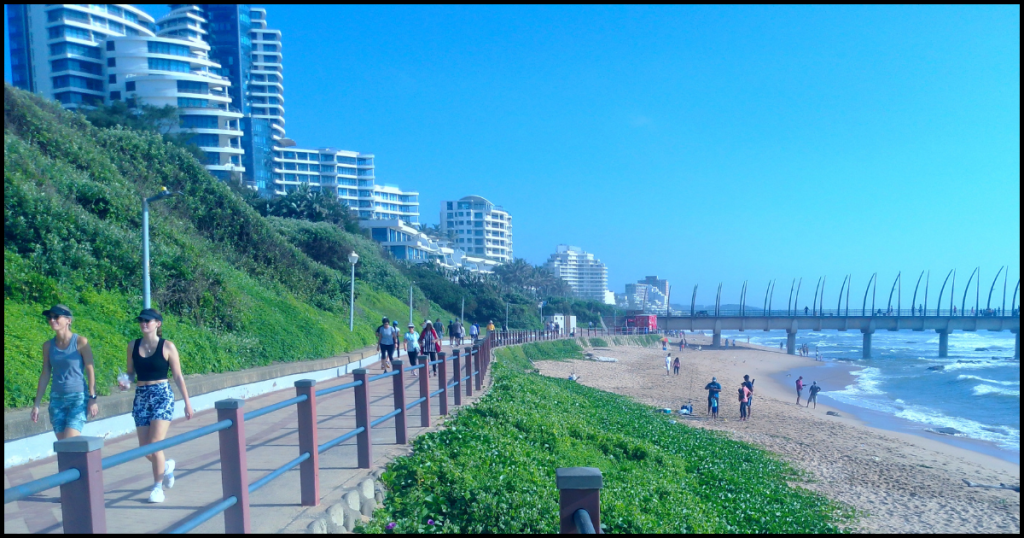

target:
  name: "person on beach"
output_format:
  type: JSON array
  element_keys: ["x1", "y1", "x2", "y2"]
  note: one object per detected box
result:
[
  {"x1": 673, "y1": 357, "x2": 681, "y2": 376},
  {"x1": 662, "y1": 336, "x2": 669, "y2": 351},
  {"x1": 404, "y1": 324, "x2": 420, "y2": 377},
  {"x1": 779, "y1": 341, "x2": 784, "y2": 350},
  {"x1": 31, "y1": 305, "x2": 99, "y2": 440},
  {"x1": 738, "y1": 383, "x2": 750, "y2": 421},
  {"x1": 807, "y1": 381, "x2": 821, "y2": 408},
  {"x1": 711, "y1": 396, "x2": 719, "y2": 420},
  {"x1": 742, "y1": 375, "x2": 755, "y2": 418},
  {"x1": 705, "y1": 377, "x2": 722, "y2": 415},
  {"x1": 665, "y1": 353, "x2": 672, "y2": 375},
  {"x1": 376, "y1": 317, "x2": 398, "y2": 372},
  {"x1": 123, "y1": 308, "x2": 193, "y2": 503},
  {"x1": 419, "y1": 321, "x2": 440, "y2": 377},
  {"x1": 795, "y1": 376, "x2": 805, "y2": 405},
  {"x1": 679, "y1": 338, "x2": 685, "y2": 351}
]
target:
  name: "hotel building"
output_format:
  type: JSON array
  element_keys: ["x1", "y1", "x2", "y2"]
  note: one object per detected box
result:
[
  {"x1": 543, "y1": 245, "x2": 612, "y2": 303},
  {"x1": 439, "y1": 196, "x2": 513, "y2": 263}
]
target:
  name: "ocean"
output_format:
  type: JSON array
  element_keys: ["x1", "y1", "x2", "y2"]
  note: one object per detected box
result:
[{"x1": 722, "y1": 329, "x2": 1020, "y2": 455}]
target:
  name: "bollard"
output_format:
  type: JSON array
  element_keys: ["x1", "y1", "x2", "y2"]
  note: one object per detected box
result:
[
  {"x1": 557, "y1": 467, "x2": 603, "y2": 534},
  {"x1": 353, "y1": 369, "x2": 372, "y2": 468},
  {"x1": 438, "y1": 352, "x2": 448, "y2": 416},
  {"x1": 392, "y1": 360, "x2": 408, "y2": 444},
  {"x1": 452, "y1": 351, "x2": 462, "y2": 406},
  {"x1": 473, "y1": 345, "x2": 483, "y2": 391},
  {"x1": 295, "y1": 380, "x2": 319, "y2": 507},
  {"x1": 419, "y1": 354, "x2": 431, "y2": 427},
  {"x1": 54, "y1": 436, "x2": 106, "y2": 534},
  {"x1": 216, "y1": 399, "x2": 251, "y2": 533},
  {"x1": 464, "y1": 347, "x2": 474, "y2": 397}
]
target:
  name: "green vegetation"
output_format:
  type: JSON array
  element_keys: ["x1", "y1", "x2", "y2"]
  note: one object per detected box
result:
[
  {"x1": 589, "y1": 337, "x2": 609, "y2": 347},
  {"x1": 3, "y1": 84, "x2": 451, "y2": 408},
  {"x1": 361, "y1": 340, "x2": 851, "y2": 534},
  {"x1": 612, "y1": 335, "x2": 661, "y2": 347}
]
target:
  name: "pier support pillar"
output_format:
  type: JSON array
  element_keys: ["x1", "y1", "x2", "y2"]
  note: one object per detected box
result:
[
  {"x1": 937, "y1": 330, "x2": 949, "y2": 358},
  {"x1": 861, "y1": 329, "x2": 874, "y2": 359},
  {"x1": 712, "y1": 330, "x2": 721, "y2": 348},
  {"x1": 1014, "y1": 330, "x2": 1019, "y2": 361},
  {"x1": 786, "y1": 330, "x2": 796, "y2": 355}
]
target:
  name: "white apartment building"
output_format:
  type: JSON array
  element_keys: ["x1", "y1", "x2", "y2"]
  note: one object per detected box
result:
[
  {"x1": 544, "y1": 245, "x2": 611, "y2": 303},
  {"x1": 247, "y1": 7, "x2": 285, "y2": 141},
  {"x1": 272, "y1": 148, "x2": 419, "y2": 223},
  {"x1": 359, "y1": 219, "x2": 500, "y2": 273},
  {"x1": 439, "y1": 196, "x2": 513, "y2": 263}
]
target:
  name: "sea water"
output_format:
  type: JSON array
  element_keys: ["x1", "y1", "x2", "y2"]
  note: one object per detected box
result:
[{"x1": 725, "y1": 329, "x2": 1020, "y2": 453}]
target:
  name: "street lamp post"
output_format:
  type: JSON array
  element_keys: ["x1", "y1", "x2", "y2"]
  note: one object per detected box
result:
[
  {"x1": 409, "y1": 282, "x2": 415, "y2": 327},
  {"x1": 142, "y1": 187, "x2": 180, "y2": 309},
  {"x1": 349, "y1": 251, "x2": 359, "y2": 331},
  {"x1": 505, "y1": 301, "x2": 510, "y2": 331}
]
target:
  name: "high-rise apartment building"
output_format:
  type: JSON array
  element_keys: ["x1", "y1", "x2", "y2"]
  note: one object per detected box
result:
[
  {"x1": 543, "y1": 245, "x2": 610, "y2": 302},
  {"x1": 439, "y1": 196, "x2": 513, "y2": 263}
]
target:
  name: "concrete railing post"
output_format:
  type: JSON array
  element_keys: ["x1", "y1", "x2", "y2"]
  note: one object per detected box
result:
[
  {"x1": 473, "y1": 345, "x2": 483, "y2": 391},
  {"x1": 392, "y1": 360, "x2": 408, "y2": 444},
  {"x1": 215, "y1": 399, "x2": 251, "y2": 534},
  {"x1": 557, "y1": 467, "x2": 602, "y2": 534},
  {"x1": 353, "y1": 369, "x2": 372, "y2": 468},
  {"x1": 418, "y1": 354, "x2": 431, "y2": 427},
  {"x1": 294, "y1": 380, "x2": 319, "y2": 507},
  {"x1": 452, "y1": 351, "x2": 463, "y2": 406},
  {"x1": 54, "y1": 436, "x2": 106, "y2": 534},
  {"x1": 437, "y1": 352, "x2": 448, "y2": 416},
  {"x1": 464, "y1": 347, "x2": 474, "y2": 397}
]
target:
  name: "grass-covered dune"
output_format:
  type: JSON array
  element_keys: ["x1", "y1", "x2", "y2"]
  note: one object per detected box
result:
[
  {"x1": 4, "y1": 84, "x2": 451, "y2": 408},
  {"x1": 362, "y1": 340, "x2": 851, "y2": 534}
]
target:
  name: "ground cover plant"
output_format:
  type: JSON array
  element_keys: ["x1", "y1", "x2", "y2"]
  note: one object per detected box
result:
[
  {"x1": 361, "y1": 340, "x2": 851, "y2": 533},
  {"x1": 589, "y1": 337, "x2": 609, "y2": 347}
]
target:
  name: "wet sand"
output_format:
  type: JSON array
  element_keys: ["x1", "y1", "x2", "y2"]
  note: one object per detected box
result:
[{"x1": 536, "y1": 338, "x2": 1020, "y2": 534}]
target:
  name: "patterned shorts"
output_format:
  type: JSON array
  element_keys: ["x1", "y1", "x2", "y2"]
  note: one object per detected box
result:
[
  {"x1": 133, "y1": 382, "x2": 175, "y2": 427},
  {"x1": 48, "y1": 392, "x2": 88, "y2": 433}
]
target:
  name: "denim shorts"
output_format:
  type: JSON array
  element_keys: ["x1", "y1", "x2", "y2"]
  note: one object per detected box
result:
[
  {"x1": 48, "y1": 392, "x2": 88, "y2": 434},
  {"x1": 133, "y1": 382, "x2": 175, "y2": 427}
]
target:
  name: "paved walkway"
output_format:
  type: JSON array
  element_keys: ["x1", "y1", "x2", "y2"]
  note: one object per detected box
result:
[{"x1": 4, "y1": 344, "x2": 490, "y2": 534}]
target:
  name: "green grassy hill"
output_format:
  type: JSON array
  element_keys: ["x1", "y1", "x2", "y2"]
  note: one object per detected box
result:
[{"x1": 3, "y1": 84, "x2": 451, "y2": 408}]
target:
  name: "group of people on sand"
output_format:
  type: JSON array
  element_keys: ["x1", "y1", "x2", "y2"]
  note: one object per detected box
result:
[
  {"x1": 32, "y1": 305, "x2": 193, "y2": 503},
  {"x1": 700, "y1": 375, "x2": 755, "y2": 421}
]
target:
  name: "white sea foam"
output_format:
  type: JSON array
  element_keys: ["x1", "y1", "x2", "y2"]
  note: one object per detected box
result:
[
  {"x1": 829, "y1": 367, "x2": 886, "y2": 396},
  {"x1": 957, "y1": 375, "x2": 1019, "y2": 386},
  {"x1": 972, "y1": 385, "x2": 1021, "y2": 397}
]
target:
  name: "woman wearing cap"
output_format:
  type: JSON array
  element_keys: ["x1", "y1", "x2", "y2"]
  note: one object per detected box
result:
[
  {"x1": 31, "y1": 305, "x2": 99, "y2": 440},
  {"x1": 123, "y1": 308, "x2": 194, "y2": 503},
  {"x1": 403, "y1": 323, "x2": 421, "y2": 377},
  {"x1": 376, "y1": 317, "x2": 398, "y2": 372},
  {"x1": 419, "y1": 320, "x2": 439, "y2": 377}
]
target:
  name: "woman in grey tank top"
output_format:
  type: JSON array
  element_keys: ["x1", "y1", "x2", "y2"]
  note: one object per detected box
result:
[{"x1": 31, "y1": 305, "x2": 99, "y2": 439}]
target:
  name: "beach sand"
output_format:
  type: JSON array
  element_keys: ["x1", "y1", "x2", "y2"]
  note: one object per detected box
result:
[{"x1": 536, "y1": 338, "x2": 1020, "y2": 534}]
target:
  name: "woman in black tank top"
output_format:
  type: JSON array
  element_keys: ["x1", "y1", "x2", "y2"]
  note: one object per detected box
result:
[{"x1": 125, "y1": 308, "x2": 194, "y2": 504}]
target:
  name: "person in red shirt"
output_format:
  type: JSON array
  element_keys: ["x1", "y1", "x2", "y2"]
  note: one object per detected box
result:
[{"x1": 795, "y1": 376, "x2": 805, "y2": 405}]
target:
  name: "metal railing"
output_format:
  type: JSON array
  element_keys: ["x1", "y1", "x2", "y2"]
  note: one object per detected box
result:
[{"x1": 4, "y1": 329, "x2": 567, "y2": 534}]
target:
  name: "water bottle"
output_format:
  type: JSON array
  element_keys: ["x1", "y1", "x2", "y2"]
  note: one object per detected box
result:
[{"x1": 117, "y1": 368, "x2": 130, "y2": 391}]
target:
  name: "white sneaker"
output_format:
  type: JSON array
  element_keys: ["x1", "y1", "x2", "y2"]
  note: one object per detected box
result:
[
  {"x1": 163, "y1": 459, "x2": 175, "y2": 489},
  {"x1": 148, "y1": 485, "x2": 165, "y2": 503}
]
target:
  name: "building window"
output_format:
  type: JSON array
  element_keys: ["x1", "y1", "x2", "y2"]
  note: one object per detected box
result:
[
  {"x1": 108, "y1": 74, "x2": 116, "y2": 83},
  {"x1": 148, "y1": 41, "x2": 191, "y2": 57},
  {"x1": 107, "y1": 41, "x2": 115, "y2": 51},
  {"x1": 148, "y1": 58, "x2": 190, "y2": 73},
  {"x1": 126, "y1": 80, "x2": 136, "y2": 91},
  {"x1": 180, "y1": 115, "x2": 218, "y2": 128},
  {"x1": 176, "y1": 80, "x2": 209, "y2": 94},
  {"x1": 52, "y1": 75, "x2": 104, "y2": 91},
  {"x1": 50, "y1": 42, "x2": 102, "y2": 58},
  {"x1": 177, "y1": 97, "x2": 208, "y2": 108},
  {"x1": 109, "y1": 91, "x2": 121, "y2": 101},
  {"x1": 107, "y1": 58, "x2": 116, "y2": 67},
  {"x1": 51, "y1": 58, "x2": 103, "y2": 75}
]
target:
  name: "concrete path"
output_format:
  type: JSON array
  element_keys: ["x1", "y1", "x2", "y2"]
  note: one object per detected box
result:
[{"x1": 3, "y1": 344, "x2": 490, "y2": 534}]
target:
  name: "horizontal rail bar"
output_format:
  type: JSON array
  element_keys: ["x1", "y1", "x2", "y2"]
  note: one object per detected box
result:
[
  {"x1": 318, "y1": 426, "x2": 365, "y2": 454},
  {"x1": 167, "y1": 495, "x2": 238, "y2": 534},
  {"x1": 369, "y1": 370, "x2": 398, "y2": 382},
  {"x1": 405, "y1": 396, "x2": 426, "y2": 409},
  {"x1": 447, "y1": 382, "x2": 458, "y2": 389},
  {"x1": 316, "y1": 380, "x2": 362, "y2": 397},
  {"x1": 404, "y1": 363, "x2": 425, "y2": 372},
  {"x1": 461, "y1": 375, "x2": 470, "y2": 382},
  {"x1": 369, "y1": 408, "x2": 402, "y2": 428},
  {"x1": 102, "y1": 419, "x2": 233, "y2": 470},
  {"x1": 429, "y1": 388, "x2": 445, "y2": 398},
  {"x1": 243, "y1": 394, "x2": 307, "y2": 421},
  {"x1": 248, "y1": 452, "x2": 310, "y2": 494},
  {"x1": 428, "y1": 359, "x2": 444, "y2": 366},
  {"x1": 4, "y1": 468, "x2": 80, "y2": 504}
]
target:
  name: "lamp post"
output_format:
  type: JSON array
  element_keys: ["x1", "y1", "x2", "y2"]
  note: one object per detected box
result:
[
  {"x1": 505, "y1": 301, "x2": 510, "y2": 331},
  {"x1": 349, "y1": 251, "x2": 359, "y2": 331},
  {"x1": 142, "y1": 187, "x2": 180, "y2": 309},
  {"x1": 409, "y1": 282, "x2": 415, "y2": 327}
]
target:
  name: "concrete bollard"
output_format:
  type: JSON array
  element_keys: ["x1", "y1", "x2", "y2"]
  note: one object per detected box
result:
[
  {"x1": 392, "y1": 360, "x2": 407, "y2": 444},
  {"x1": 556, "y1": 467, "x2": 602, "y2": 534},
  {"x1": 54, "y1": 436, "x2": 106, "y2": 534},
  {"x1": 452, "y1": 351, "x2": 462, "y2": 406},
  {"x1": 437, "y1": 352, "x2": 448, "y2": 416},
  {"x1": 295, "y1": 380, "x2": 319, "y2": 507},
  {"x1": 418, "y1": 355, "x2": 431, "y2": 427},
  {"x1": 353, "y1": 370, "x2": 372, "y2": 469},
  {"x1": 216, "y1": 399, "x2": 251, "y2": 533}
]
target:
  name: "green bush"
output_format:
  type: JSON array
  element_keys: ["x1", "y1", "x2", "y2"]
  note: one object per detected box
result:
[
  {"x1": 589, "y1": 337, "x2": 609, "y2": 347},
  {"x1": 360, "y1": 341, "x2": 851, "y2": 534}
]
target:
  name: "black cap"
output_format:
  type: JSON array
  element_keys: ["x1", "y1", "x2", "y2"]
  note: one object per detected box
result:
[
  {"x1": 382, "y1": 317, "x2": 389, "y2": 323},
  {"x1": 136, "y1": 308, "x2": 163, "y2": 322},
  {"x1": 42, "y1": 305, "x2": 72, "y2": 318}
]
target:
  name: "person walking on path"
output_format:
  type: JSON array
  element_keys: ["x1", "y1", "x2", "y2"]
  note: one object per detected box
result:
[
  {"x1": 123, "y1": 308, "x2": 194, "y2": 503},
  {"x1": 738, "y1": 383, "x2": 751, "y2": 420},
  {"x1": 376, "y1": 317, "x2": 398, "y2": 372},
  {"x1": 470, "y1": 321, "x2": 480, "y2": 345},
  {"x1": 795, "y1": 376, "x2": 805, "y2": 405},
  {"x1": 679, "y1": 338, "x2": 685, "y2": 351},
  {"x1": 454, "y1": 320, "x2": 465, "y2": 346},
  {"x1": 434, "y1": 318, "x2": 445, "y2": 340},
  {"x1": 419, "y1": 321, "x2": 440, "y2": 377},
  {"x1": 807, "y1": 381, "x2": 821, "y2": 408},
  {"x1": 665, "y1": 353, "x2": 672, "y2": 375},
  {"x1": 403, "y1": 324, "x2": 421, "y2": 377},
  {"x1": 742, "y1": 375, "x2": 755, "y2": 418},
  {"x1": 447, "y1": 320, "x2": 456, "y2": 346},
  {"x1": 31, "y1": 305, "x2": 99, "y2": 440},
  {"x1": 672, "y1": 356, "x2": 681, "y2": 376},
  {"x1": 487, "y1": 320, "x2": 495, "y2": 334},
  {"x1": 704, "y1": 377, "x2": 722, "y2": 415}
]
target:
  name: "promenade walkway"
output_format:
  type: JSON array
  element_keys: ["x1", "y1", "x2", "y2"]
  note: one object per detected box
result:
[{"x1": 4, "y1": 342, "x2": 490, "y2": 534}]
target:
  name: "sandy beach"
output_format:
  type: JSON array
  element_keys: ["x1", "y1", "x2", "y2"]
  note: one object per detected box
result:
[{"x1": 536, "y1": 338, "x2": 1020, "y2": 534}]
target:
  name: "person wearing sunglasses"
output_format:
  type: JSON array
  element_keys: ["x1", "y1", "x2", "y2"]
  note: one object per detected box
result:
[
  {"x1": 31, "y1": 305, "x2": 99, "y2": 440},
  {"x1": 123, "y1": 308, "x2": 194, "y2": 503}
]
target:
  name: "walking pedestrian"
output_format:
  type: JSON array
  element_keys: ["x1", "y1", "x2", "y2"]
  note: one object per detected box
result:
[
  {"x1": 470, "y1": 321, "x2": 480, "y2": 344},
  {"x1": 376, "y1": 317, "x2": 398, "y2": 372},
  {"x1": 447, "y1": 319, "x2": 456, "y2": 346},
  {"x1": 807, "y1": 381, "x2": 821, "y2": 409},
  {"x1": 419, "y1": 321, "x2": 440, "y2": 376},
  {"x1": 673, "y1": 356, "x2": 680, "y2": 376},
  {"x1": 124, "y1": 308, "x2": 194, "y2": 503},
  {"x1": 779, "y1": 341, "x2": 784, "y2": 350},
  {"x1": 404, "y1": 323, "x2": 420, "y2": 377},
  {"x1": 31, "y1": 305, "x2": 99, "y2": 440},
  {"x1": 665, "y1": 353, "x2": 672, "y2": 375},
  {"x1": 795, "y1": 375, "x2": 805, "y2": 405},
  {"x1": 455, "y1": 320, "x2": 465, "y2": 346},
  {"x1": 704, "y1": 377, "x2": 722, "y2": 415},
  {"x1": 804, "y1": 306, "x2": 809, "y2": 316},
  {"x1": 434, "y1": 318, "x2": 445, "y2": 340},
  {"x1": 742, "y1": 375, "x2": 755, "y2": 418},
  {"x1": 738, "y1": 383, "x2": 750, "y2": 421}
]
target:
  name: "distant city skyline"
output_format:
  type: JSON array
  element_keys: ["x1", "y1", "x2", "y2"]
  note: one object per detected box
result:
[{"x1": 7, "y1": 5, "x2": 1018, "y2": 304}]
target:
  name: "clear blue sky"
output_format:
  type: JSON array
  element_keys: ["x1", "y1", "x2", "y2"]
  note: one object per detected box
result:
[{"x1": 7, "y1": 6, "x2": 1020, "y2": 306}]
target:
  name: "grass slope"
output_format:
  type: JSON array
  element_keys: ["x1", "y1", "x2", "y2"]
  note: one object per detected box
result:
[{"x1": 361, "y1": 340, "x2": 851, "y2": 534}]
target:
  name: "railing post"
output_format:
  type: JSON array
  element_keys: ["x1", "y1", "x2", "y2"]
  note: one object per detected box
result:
[
  {"x1": 452, "y1": 351, "x2": 462, "y2": 406},
  {"x1": 473, "y1": 345, "x2": 483, "y2": 391},
  {"x1": 353, "y1": 369, "x2": 372, "y2": 469},
  {"x1": 216, "y1": 399, "x2": 251, "y2": 534},
  {"x1": 437, "y1": 352, "x2": 449, "y2": 416},
  {"x1": 463, "y1": 347, "x2": 473, "y2": 397},
  {"x1": 295, "y1": 380, "x2": 319, "y2": 507},
  {"x1": 54, "y1": 436, "x2": 106, "y2": 534},
  {"x1": 392, "y1": 360, "x2": 408, "y2": 444},
  {"x1": 557, "y1": 467, "x2": 603, "y2": 534},
  {"x1": 419, "y1": 355, "x2": 431, "y2": 427}
]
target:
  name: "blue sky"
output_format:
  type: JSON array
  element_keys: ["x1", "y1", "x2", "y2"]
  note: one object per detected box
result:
[{"x1": 6, "y1": 6, "x2": 1020, "y2": 306}]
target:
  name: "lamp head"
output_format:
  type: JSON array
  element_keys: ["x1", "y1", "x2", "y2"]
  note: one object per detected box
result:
[{"x1": 348, "y1": 251, "x2": 360, "y2": 265}]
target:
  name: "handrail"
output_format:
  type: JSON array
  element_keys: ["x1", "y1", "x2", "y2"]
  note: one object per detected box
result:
[
  {"x1": 316, "y1": 379, "x2": 362, "y2": 397},
  {"x1": 318, "y1": 426, "x2": 364, "y2": 454},
  {"x1": 574, "y1": 508, "x2": 596, "y2": 534},
  {"x1": 167, "y1": 495, "x2": 238, "y2": 534},
  {"x1": 248, "y1": 452, "x2": 309, "y2": 494},
  {"x1": 102, "y1": 419, "x2": 233, "y2": 470},
  {"x1": 4, "y1": 468, "x2": 81, "y2": 504},
  {"x1": 369, "y1": 408, "x2": 402, "y2": 428},
  {"x1": 369, "y1": 370, "x2": 398, "y2": 382},
  {"x1": 405, "y1": 396, "x2": 426, "y2": 409},
  {"x1": 243, "y1": 394, "x2": 307, "y2": 421},
  {"x1": 429, "y1": 388, "x2": 444, "y2": 397}
]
